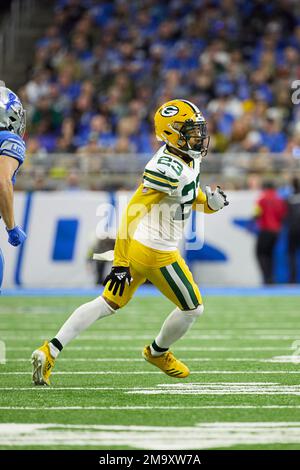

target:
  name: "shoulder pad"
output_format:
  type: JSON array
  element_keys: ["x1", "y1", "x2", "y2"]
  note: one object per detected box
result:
[{"x1": 143, "y1": 157, "x2": 179, "y2": 194}]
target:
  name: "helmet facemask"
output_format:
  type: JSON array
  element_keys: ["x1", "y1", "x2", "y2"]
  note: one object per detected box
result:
[
  {"x1": 0, "y1": 86, "x2": 26, "y2": 137},
  {"x1": 172, "y1": 118, "x2": 210, "y2": 161},
  {"x1": 7, "y1": 100, "x2": 26, "y2": 137}
]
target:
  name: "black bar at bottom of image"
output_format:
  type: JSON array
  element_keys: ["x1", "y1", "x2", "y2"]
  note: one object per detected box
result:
[{"x1": 0, "y1": 449, "x2": 299, "y2": 466}]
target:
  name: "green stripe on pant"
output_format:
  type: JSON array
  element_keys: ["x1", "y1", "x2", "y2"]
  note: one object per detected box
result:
[
  {"x1": 160, "y1": 266, "x2": 189, "y2": 310},
  {"x1": 171, "y1": 261, "x2": 199, "y2": 308}
]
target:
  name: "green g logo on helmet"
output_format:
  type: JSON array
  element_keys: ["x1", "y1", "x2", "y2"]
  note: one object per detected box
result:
[{"x1": 160, "y1": 105, "x2": 179, "y2": 117}]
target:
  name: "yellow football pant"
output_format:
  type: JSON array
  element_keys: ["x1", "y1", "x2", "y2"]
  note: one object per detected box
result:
[{"x1": 103, "y1": 239, "x2": 202, "y2": 310}]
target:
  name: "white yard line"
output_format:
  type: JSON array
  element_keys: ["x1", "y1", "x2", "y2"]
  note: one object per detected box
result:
[
  {"x1": 1, "y1": 370, "x2": 300, "y2": 375},
  {"x1": 127, "y1": 382, "x2": 300, "y2": 396},
  {"x1": 2, "y1": 357, "x2": 282, "y2": 363},
  {"x1": 2, "y1": 334, "x2": 300, "y2": 340},
  {"x1": 2, "y1": 357, "x2": 300, "y2": 364},
  {"x1": 1, "y1": 422, "x2": 300, "y2": 449},
  {"x1": 0, "y1": 387, "x2": 130, "y2": 390},
  {"x1": 6, "y1": 346, "x2": 292, "y2": 351},
  {"x1": 0, "y1": 334, "x2": 234, "y2": 340},
  {"x1": 1, "y1": 405, "x2": 300, "y2": 410},
  {"x1": 2, "y1": 382, "x2": 300, "y2": 396},
  {"x1": 1, "y1": 325, "x2": 300, "y2": 331},
  {"x1": 269, "y1": 356, "x2": 300, "y2": 363}
]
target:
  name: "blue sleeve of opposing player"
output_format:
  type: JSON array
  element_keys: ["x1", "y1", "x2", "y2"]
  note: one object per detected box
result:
[{"x1": 0, "y1": 133, "x2": 26, "y2": 167}]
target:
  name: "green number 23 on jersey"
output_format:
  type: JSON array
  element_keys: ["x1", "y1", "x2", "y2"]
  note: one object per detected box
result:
[{"x1": 157, "y1": 156, "x2": 184, "y2": 176}]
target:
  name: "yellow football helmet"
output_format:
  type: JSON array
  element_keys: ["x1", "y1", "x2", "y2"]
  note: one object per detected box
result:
[{"x1": 154, "y1": 99, "x2": 210, "y2": 160}]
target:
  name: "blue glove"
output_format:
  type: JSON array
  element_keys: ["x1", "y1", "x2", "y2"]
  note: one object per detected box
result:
[{"x1": 6, "y1": 225, "x2": 27, "y2": 247}]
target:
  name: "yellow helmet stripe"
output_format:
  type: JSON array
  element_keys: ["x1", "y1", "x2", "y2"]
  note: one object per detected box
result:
[{"x1": 180, "y1": 99, "x2": 200, "y2": 114}]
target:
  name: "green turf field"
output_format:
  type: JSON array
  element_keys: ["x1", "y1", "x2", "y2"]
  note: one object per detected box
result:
[{"x1": 1, "y1": 294, "x2": 300, "y2": 450}]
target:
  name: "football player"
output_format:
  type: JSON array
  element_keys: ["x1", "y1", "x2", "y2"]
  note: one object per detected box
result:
[
  {"x1": 32, "y1": 99, "x2": 228, "y2": 385},
  {"x1": 0, "y1": 83, "x2": 27, "y2": 291}
]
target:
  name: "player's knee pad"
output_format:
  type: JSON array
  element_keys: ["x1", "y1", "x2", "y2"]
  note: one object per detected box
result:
[
  {"x1": 182, "y1": 303, "x2": 204, "y2": 320},
  {"x1": 0, "y1": 248, "x2": 4, "y2": 289}
]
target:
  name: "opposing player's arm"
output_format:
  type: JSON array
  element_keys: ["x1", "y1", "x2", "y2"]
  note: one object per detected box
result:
[
  {"x1": 0, "y1": 136, "x2": 27, "y2": 246},
  {"x1": 0, "y1": 156, "x2": 19, "y2": 229},
  {"x1": 193, "y1": 186, "x2": 229, "y2": 213},
  {"x1": 113, "y1": 183, "x2": 166, "y2": 266}
]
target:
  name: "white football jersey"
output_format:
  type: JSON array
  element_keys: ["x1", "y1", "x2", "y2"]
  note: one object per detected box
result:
[{"x1": 133, "y1": 145, "x2": 201, "y2": 251}]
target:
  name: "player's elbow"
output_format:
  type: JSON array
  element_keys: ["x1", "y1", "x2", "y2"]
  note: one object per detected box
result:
[{"x1": 0, "y1": 175, "x2": 12, "y2": 193}]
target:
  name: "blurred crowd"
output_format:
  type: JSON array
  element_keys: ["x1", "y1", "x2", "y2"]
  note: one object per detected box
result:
[{"x1": 18, "y1": 0, "x2": 300, "y2": 165}]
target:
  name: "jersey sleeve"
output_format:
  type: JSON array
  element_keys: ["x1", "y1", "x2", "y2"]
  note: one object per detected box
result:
[
  {"x1": 0, "y1": 135, "x2": 26, "y2": 167},
  {"x1": 143, "y1": 160, "x2": 179, "y2": 195},
  {"x1": 192, "y1": 187, "x2": 217, "y2": 213}
]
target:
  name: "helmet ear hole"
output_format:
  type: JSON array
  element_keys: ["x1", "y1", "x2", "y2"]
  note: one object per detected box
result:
[
  {"x1": 164, "y1": 130, "x2": 172, "y2": 135},
  {"x1": 173, "y1": 122, "x2": 182, "y2": 131}
]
